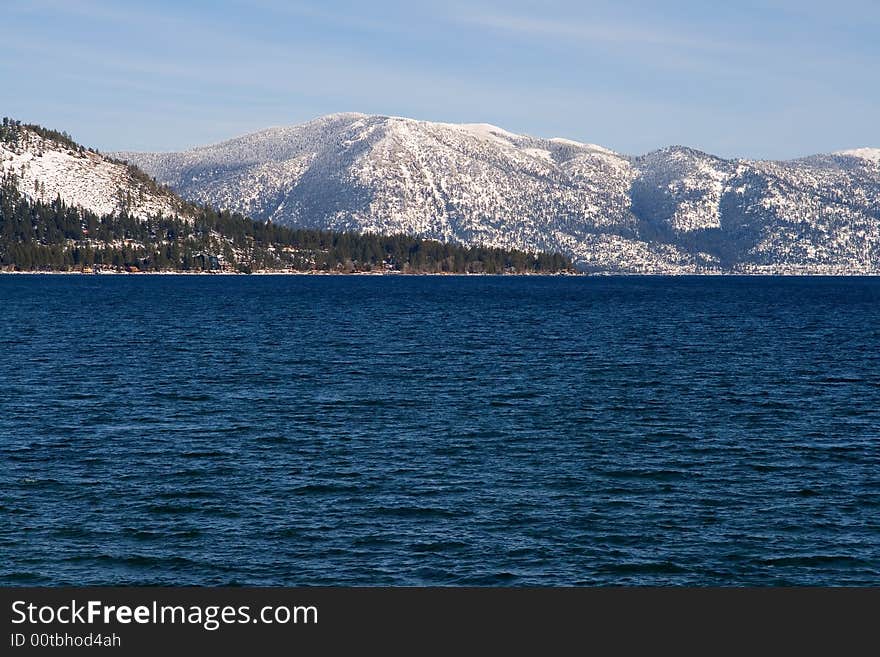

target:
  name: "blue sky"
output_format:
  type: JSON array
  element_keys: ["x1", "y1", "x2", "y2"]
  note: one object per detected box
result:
[{"x1": 3, "y1": 0, "x2": 878, "y2": 158}]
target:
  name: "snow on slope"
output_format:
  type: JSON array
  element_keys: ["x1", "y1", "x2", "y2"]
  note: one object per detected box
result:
[
  {"x1": 115, "y1": 115, "x2": 880, "y2": 273},
  {"x1": 1, "y1": 128, "x2": 188, "y2": 219},
  {"x1": 835, "y1": 148, "x2": 880, "y2": 163}
]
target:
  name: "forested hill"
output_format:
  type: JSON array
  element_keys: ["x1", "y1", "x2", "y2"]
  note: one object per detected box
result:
[
  {"x1": 0, "y1": 174, "x2": 573, "y2": 274},
  {"x1": 0, "y1": 117, "x2": 573, "y2": 274},
  {"x1": 1, "y1": 117, "x2": 186, "y2": 220}
]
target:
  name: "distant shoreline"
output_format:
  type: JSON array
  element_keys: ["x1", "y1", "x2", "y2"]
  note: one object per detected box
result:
[
  {"x1": 0, "y1": 269, "x2": 580, "y2": 277},
  {"x1": 2, "y1": 269, "x2": 879, "y2": 277}
]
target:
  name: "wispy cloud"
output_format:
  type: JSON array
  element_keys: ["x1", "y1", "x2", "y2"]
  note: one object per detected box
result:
[
  {"x1": 228, "y1": 0, "x2": 409, "y2": 35},
  {"x1": 2, "y1": 0, "x2": 877, "y2": 158},
  {"x1": 455, "y1": 11, "x2": 749, "y2": 55}
]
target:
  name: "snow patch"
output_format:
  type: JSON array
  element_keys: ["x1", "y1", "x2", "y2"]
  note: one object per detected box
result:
[
  {"x1": 550, "y1": 137, "x2": 615, "y2": 154},
  {"x1": 523, "y1": 148, "x2": 553, "y2": 162},
  {"x1": 835, "y1": 148, "x2": 880, "y2": 163},
  {"x1": 445, "y1": 122, "x2": 520, "y2": 145}
]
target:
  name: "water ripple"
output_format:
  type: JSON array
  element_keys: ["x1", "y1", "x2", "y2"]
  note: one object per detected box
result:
[{"x1": 1, "y1": 275, "x2": 878, "y2": 585}]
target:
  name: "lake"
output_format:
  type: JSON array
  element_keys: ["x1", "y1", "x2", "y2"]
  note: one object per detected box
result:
[{"x1": 1, "y1": 274, "x2": 878, "y2": 585}]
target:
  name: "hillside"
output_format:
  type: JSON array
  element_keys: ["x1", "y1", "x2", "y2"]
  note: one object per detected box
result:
[
  {"x1": 116, "y1": 113, "x2": 880, "y2": 274},
  {"x1": 1, "y1": 118, "x2": 187, "y2": 220},
  {"x1": 0, "y1": 119, "x2": 573, "y2": 274}
]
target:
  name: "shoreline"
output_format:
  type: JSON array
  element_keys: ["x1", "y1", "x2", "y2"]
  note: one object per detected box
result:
[
  {"x1": 0, "y1": 269, "x2": 580, "y2": 277},
  {"x1": 2, "y1": 269, "x2": 879, "y2": 277}
]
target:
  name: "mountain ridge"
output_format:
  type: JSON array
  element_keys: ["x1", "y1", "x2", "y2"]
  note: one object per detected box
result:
[{"x1": 113, "y1": 113, "x2": 880, "y2": 274}]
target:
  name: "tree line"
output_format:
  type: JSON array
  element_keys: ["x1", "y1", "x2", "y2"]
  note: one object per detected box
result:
[
  {"x1": 0, "y1": 174, "x2": 573, "y2": 274},
  {"x1": 2, "y1": 117, "x2": 86, "y2": 153}
]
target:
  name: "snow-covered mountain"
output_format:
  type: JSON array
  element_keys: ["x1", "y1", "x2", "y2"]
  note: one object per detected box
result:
[
  {"x1": 115, "y1": 113, "x2": 880, "y2": 273},
  {"x1": 1, "y1": 122, "x2": 187, "y2": 220}
]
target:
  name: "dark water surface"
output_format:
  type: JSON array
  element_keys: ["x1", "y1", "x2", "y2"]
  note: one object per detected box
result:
[{"x1": 1, "y1": 275, "x2": 878, "y2": 585}]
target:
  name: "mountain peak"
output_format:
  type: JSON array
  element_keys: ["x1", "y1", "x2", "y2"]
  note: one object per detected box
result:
[
  {"x1": 834, "y1": 147, "x2": 880, "y2": 163},
  {"x1": 643, "y1": 145, "x2": 720, "y2": 160}
]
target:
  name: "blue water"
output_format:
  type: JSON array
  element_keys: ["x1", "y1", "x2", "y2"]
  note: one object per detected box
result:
[{"x1": 1, "y1": 275, "x2": 878, "y2": 585}]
